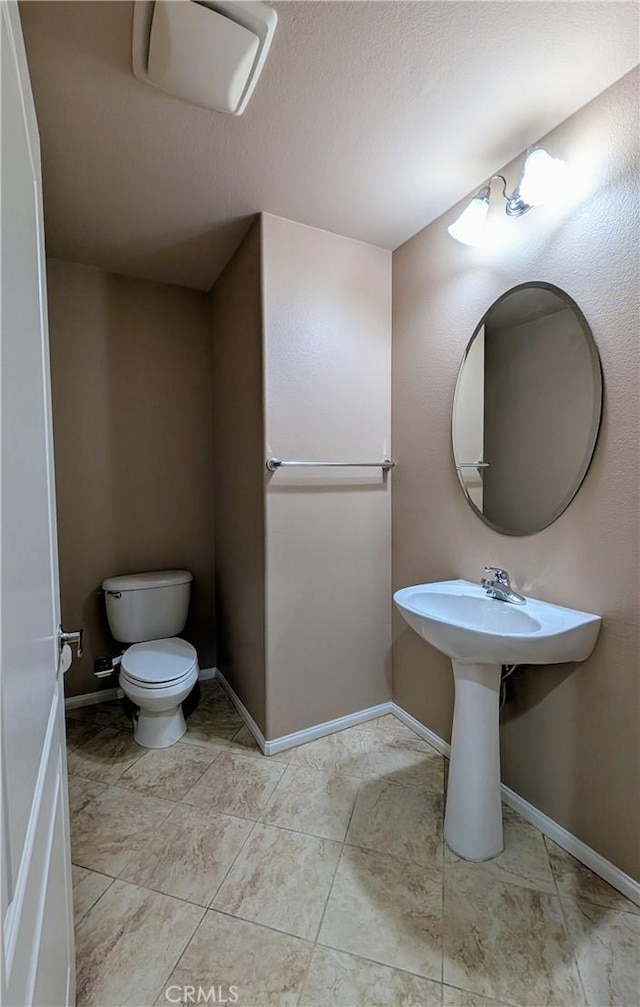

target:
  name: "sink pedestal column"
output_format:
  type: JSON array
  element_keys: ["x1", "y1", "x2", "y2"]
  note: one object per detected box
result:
[{"x1": 445, "y1": 661, "x2": 503, "y2": 861}]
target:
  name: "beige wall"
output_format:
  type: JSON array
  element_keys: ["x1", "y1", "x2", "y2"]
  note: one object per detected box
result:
[
  {"x1": 47, "y1": 259, "x2": 215, "y2": 697},
  {"x1": 262, "y1": 214, "x2": 392, "y2": 739},
  {"x1": 209, "y1": 221, "x2": 267, "y2": 732},
  {"x1": 392, "y1": 69, "x2": 639, "y2": 878}
]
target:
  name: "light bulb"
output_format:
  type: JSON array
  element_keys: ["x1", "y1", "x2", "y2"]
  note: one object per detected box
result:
[
  {"x1": 447, "y1": 190, "x2": 490, "y2": 246},
  {"x1": 518, "y1": 148, "x2": 566, "y2": 207}
]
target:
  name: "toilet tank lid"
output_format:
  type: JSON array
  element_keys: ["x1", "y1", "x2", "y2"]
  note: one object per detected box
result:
[{"x1": 102, "y1": 570, "x2": 193, "y2": 592}]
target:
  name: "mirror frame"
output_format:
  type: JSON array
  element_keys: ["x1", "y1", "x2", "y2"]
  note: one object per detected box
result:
[{"x1": 451, "y1": 281, "x2": 603, "y2": 536}]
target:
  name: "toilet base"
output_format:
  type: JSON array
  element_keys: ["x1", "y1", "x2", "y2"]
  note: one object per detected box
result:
[{"x1": 134, "y1": 705, "x2": 187, "y2": 749}]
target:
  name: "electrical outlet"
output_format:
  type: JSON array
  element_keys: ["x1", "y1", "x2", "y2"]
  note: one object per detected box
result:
[{"x1": 94, "y1": 657, "x2": 113, "y2": 678}]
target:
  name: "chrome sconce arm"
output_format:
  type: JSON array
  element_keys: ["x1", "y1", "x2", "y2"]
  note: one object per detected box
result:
[{"x1": 447, "y1": 148, "x2": 566, "y2": 245}]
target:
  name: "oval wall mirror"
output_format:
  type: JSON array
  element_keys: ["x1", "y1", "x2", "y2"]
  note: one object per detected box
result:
[{"x1": 452, "y1": 282, "x2": 602, "y2": 536}]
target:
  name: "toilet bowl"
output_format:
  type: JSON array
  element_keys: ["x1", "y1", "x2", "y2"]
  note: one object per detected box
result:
[
  {"x1": 101, "y1": 569, "x2": 199, "y2": 749},
  {"x1": 120, "y1": 637, "x2": 199, "y2": 748}
]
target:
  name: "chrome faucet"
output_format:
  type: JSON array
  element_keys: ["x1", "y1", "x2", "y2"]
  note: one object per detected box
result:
[{"x1": 481, "y1": 567, "x2": 526, "y2": 605}]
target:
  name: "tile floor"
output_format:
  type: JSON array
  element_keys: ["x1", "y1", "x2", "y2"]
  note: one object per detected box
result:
[{"x1": 66, "y1": 681, "x2": 639, "y2": 1007}]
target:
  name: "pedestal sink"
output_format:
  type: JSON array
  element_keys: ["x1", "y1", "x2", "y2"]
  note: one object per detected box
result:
[{"x1": 394, "y1": 580, "x2": 601, "y2": 861}]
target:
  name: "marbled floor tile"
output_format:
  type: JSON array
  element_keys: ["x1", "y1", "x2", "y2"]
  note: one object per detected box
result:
[
  {"x1": 71, "y1": 785, "x2": 174, "y2": 876},
  {"x1": 443, "y1": 867, "x2": 583, "y2": 1006},
  {"x1": 300, "y1": 945, "x2": 443, "y2": 1006},
  {"x1": 224, "y1": 725, "x2": 264, "y2": 759},
  {"x1": 198, "y1": 679, "x2": 230, "y2": 706},
  {"x1": 72, "y1": 865, "x2": 113, "y2": 925},
  {"x1": 363, "y1": 740, "x2": 445, "y2": 794},
  {"x1": 357, "y1": 714, "x2": 441, "y2": 753},
  {"x1": 319, "y1": 845, "x2": 443, "y2": 981},
  {"x1": 197, "y1": 679, "x2": 240, "y2": 717},
  {"x1": 182, "y1": 751, "x2": 285, "y2": 819},
  {"x1": 75, "y1": 879, "x2": 203, "y2": 1007},
  {"x1": 182, "y1": 704, "x2": 244, "y2": 747},
  {"x1": 545, "y1": 837, "x2": 640, "y2": 914},
  {"x1": 67, "y1": 775, "x2": 108, "y2": 817},
  {"x1": 67, "y1": 727, "x2": 146, "y2": 784},
  {"x1": 200, "y1": 700, "x2": 244, "y2": 729},
  {"x1": 443, "y1": 986, "x2": 516, "y2": 1007},
  {"x1": 261, "y1": 765, "x2": 361, "y2": 841},
  {"x1": 65, "y1": 718, "x2": 101, "y2": 754},
  {"x1": 120, "y1": 804, "x2": 252, "y2": 906},
  {"x1": 287, "y1": 728, "x2": 373, "y2": 777},
  {"x1": 116, "y1": 742, "x2": 216, "y2": 801},
  {"x1": 67, "y1": 699, "x2": 133, "y2": 731},
  {"x1": 346, "y1": 779, "x2": 443, "y2": 866},
  {"x1": 561, "y1": 896, "x2": 640, "y2": 1007},
  {"x1": 212, "y1": 823, "x2": 341, "y2": 940},
  {"x1": 444, "y1": 806, "x2": 556, "y2": 894},
  {"x1": 156, "y1": 910, "x2": 313, "y2": 1006}
]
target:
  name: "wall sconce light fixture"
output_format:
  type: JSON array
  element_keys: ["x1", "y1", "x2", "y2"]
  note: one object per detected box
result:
[{"x1": 447, "y1": 147, "x2": 566, "y2": 246}]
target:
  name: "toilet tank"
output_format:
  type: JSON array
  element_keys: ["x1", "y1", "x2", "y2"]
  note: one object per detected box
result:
[{"x1": 102, "y1": 570, "x2": 193, "y2": 643}]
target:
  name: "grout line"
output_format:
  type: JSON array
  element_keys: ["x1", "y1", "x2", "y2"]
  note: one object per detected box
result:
[
  {"x1": 148, "y1": 901, "x2": 207, "y2": 1007},
  {"x1": 314, "y1": 936, "x2": 444, "y2": 989},
  {"x1": 441, "y1": 980, "x2": 520, "y2": 1007},
  {"x1": 162, "y1": 749, "x2": 225, "y2": 804},
  {"x1": 256, "y1": 762, "x2": 291, "y2": 827},
  {"x1": 74, "y1": 811, "x2": 259, "y2": 926},
  {"x1": 294, "y1": 922, "x2": 322, "y2": 1006},
  {"x1": 177, "y1": 737, "x2": 239, "y2": 755},
  {"x1": 312, "y1": 765, "x2": 367, "y2": 936},
  {"x1": 203, "y1": 903, "x2": 317, "y2": 948},
  {"x1": 311, "y1": 826, "x2": 351, "y2": 944},
  {"x1": 177, "y1": 797, "x2": 270, "y2": 825},
  {"x1": 151, "y1": 899, "x2": 316, "y2": 1007},
  {"x1": 71, "y1": 871, "x2": 117, "y2": 928},
  {"x1": 341, "y1": 836, "x2": 444, "y2": 872},
  {"x1": 254, "y1": 818, "x2": 352, "y2": 845},
  {"x1": 546, "y1": 837, "x2": 589, "y2": 1007},
  {"x1": 295, "y1": 769, "x2": 367, "y2": 1007},
  {"x1": 542, "y1": 835, "x2": 639, "y2": 918},
  {"x1": 206, "y1": 818, "x2": 261, "y2": 910},
  {"x1": 563, "y1": 897, "x2": 640, "y2": 919}
]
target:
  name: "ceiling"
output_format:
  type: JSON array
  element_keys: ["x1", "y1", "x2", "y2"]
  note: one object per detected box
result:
[
  {"x1": 20, "y1": 1, "x2": 639, "y2": 291},
  {"x1": 486, "y1": 287, "x2": 569, "y2": 333}
]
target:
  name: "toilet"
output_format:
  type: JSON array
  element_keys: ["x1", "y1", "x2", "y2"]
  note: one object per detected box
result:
[{"x1": 101, "y1": 569, "x2": 199, "y2": 749}]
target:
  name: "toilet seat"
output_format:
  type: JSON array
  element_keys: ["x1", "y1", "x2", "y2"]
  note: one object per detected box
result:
[{"x1": 120, "y1": 637, "x2": 197, "y2": 686}]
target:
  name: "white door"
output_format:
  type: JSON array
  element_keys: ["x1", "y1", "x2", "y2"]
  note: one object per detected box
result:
[{"x1": 1, "y1": 2, "x2": 76, "y2": 1004}]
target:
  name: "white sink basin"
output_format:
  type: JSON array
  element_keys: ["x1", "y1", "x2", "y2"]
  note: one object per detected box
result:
[
  {"x1": 394, "y1": 579, "x2": 601, "y2": 862},
  {"x1": 394, "y1": 579, "x2": 601, "y2": 665}
]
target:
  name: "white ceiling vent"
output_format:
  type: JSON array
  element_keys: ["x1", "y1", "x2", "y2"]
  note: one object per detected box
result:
[{"x1": 132, "y1": 1, "x2": 277, "y2": 116}]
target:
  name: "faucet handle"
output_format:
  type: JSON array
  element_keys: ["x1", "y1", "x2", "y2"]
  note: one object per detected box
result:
[{"x1": 483, "y1": 566, "x2": 510, "y2": 584}]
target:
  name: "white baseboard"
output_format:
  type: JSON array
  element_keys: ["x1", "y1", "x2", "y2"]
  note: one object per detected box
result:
[
  {"x1": 216, "y1": 671, "x2": 393, "y2": 757},
  {"x1": 392, "y1": 703, "x2": 639, "y2": 906},
  {"x1": 391, "y1": 702, "x2": 451, "y2": 757},
  {"x1": 197, "y1": 666, "x2": 217, "y2": 682},
  {"x1": 215, "y1": 670, "x2": 267, "y2": 753},
  {"x1": 500, "y1": 784, "x2": 640, "y2": 906},
  {"x1": 64, "y1": 666, "x2": 217, "y2": 710},
  {"x1": 263, "y1": 702, "x2": 394, "y2": 757},
  {"x1": 64, "y1": 687, "x2": 123, "y2": 709}
]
